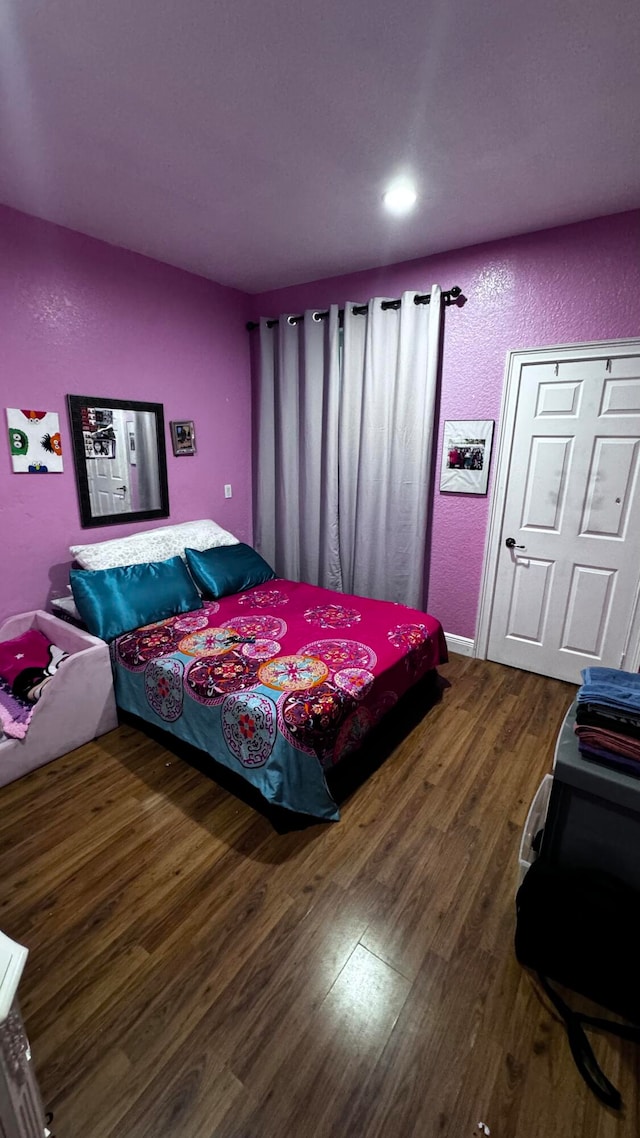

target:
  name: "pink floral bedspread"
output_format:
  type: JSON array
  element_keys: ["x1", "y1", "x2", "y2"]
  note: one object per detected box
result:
[{"x1": 113, "y1": 579, "x2": 447, "y2": 820}]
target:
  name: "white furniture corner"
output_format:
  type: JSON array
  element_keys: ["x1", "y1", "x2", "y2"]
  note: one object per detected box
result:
[
  {"x1": 0, "y1": 931, "x2": 48, "y2": 1137},
  {"x1": 0, "y1": 610, "x2": 117, "y2": 789}
]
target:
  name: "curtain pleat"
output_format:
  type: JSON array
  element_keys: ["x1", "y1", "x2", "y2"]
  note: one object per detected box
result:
[
  {"x1": 255, "y1": 307, "x2": 341, "y2": 586},
  {"x1": 317, "y1": 308, "x2": 343, "y2": 590},
  {"x1": 254, "y1": 320, "x2": 277, "y2": 569},
  {"x1": 340, "y1": 288, "x2": 442, "y2": 607},
  {"x1": 338, "y1": 302, "x2": 366, "y2": 595},
  {"x1": 275, "y1": 314, "x2": 302, "y2": 579}
]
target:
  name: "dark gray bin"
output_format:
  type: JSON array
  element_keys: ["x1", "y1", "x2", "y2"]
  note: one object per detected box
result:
[{"x1": 541, "y1": 702, "x2": 640, "y2": 890}]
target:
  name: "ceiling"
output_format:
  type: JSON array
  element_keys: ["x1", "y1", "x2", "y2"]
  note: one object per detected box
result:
[{"x1": 1, "y1": 0, "x2": 639, "y2": 293}]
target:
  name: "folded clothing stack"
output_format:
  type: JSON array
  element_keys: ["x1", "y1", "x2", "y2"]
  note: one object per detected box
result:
[{"x1": 576, "y1": 667, "x2": 640, "y2": 777}]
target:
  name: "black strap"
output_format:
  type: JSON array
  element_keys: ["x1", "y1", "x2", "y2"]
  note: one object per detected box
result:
[
  {"x1": 578, "y1": 1010, "x2": 640, "y2": 1044},
  {"x1": 538, "y1": 975, "x2": 640, "y2": 1109}
]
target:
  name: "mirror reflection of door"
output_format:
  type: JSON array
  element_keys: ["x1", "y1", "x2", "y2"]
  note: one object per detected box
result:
[
  {"x1": 86, "y1": 409, "x2": 130, "y2": 517},
  {"x1": 83, "y1": 408, "x2": 162, "y2": 518}
]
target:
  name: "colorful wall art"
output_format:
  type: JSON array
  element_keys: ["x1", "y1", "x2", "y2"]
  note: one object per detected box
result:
[{"x1": 6, "y1": 409, "x2": 64, "y2": 473}]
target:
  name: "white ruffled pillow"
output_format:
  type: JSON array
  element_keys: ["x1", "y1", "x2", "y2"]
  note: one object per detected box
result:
[{"x1": 70, "y1": 519, "x2": 239, "y2": 571}]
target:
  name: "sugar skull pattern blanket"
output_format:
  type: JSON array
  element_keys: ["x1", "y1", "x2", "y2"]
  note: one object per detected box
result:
[{"x1": 112, "y1": 579, "x2": 447, "y2": 820}]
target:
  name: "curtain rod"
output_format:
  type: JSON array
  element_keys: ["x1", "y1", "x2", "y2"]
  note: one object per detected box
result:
[{"x1": 245, "y1": 285, "x2": 462, "y2": 331}]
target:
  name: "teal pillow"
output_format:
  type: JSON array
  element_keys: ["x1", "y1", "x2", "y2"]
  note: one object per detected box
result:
[
  {"x1": 185, "y1": 543, "x2": 275, "y2": 599},
  {"x1": 70, "y1": 556, "x2": 202, "y2": 641}
]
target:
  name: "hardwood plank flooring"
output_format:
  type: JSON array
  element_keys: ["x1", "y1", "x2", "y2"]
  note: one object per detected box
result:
[{"x1": 1, "y1": 654, "x2": 638, "y2": 1137}]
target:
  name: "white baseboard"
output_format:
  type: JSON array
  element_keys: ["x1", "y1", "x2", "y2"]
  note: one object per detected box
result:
[{"x1": 444, "y1": 632, "x2": 475, "y2": 657}]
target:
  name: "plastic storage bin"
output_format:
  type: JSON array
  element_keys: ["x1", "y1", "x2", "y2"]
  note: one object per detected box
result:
[
  {"x1": 541, "y1": 701, "x2": 640, "y2": 890},
  {"x1": 518, "y1": 774, "x2": 553, "y2": 890}
]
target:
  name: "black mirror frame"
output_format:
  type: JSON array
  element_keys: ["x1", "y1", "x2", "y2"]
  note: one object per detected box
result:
[{"x1": 67, "y1": 394, "x2": 170, "y2": 529}]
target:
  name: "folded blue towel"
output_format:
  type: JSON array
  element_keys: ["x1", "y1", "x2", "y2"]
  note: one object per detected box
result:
[{"x1": 577, "y1": 667, "x2": 640, "y2": 713}]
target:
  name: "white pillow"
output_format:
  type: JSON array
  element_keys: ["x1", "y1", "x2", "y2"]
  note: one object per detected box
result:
[
  {"x1": 70, "y1": 519, "x2": 239, "y2": 571},
  {"x1": 51, "y1": 594, "x2": 84, "y2": 622}
]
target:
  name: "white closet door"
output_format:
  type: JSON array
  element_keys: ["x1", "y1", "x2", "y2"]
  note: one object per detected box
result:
[{"x1": 487, "y1": 351, "x2": 640, "y2": 682}]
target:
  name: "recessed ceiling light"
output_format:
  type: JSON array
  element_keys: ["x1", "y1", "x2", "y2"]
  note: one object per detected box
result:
[{"x1": 383, "y1": 182, "x2": 417, "y2": 215}]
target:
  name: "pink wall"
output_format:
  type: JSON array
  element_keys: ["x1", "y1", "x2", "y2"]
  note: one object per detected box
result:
[
  {"x1": 0, "y1": 205, "x2": 251, "y2": 624},
  {"x1": 250, "y1": 210, "x2": 640, "y2": 639},
  {"x1": 3, "y1": 203, "x2": 639, "y2": 639}
]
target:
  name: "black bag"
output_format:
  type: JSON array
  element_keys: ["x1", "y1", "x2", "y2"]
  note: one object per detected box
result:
[{"x1": 515, "y1": 858, "x2": 640, "y2": 1109}]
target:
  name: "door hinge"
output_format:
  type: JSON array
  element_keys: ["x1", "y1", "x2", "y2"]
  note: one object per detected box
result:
[{"x1": 620, "y1": 650, "x2": 627, "y2": 669}]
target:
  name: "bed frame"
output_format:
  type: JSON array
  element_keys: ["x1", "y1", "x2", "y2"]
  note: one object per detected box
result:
[{"x1": 119, "y1": 669, "x2": 443, "y2": 831}]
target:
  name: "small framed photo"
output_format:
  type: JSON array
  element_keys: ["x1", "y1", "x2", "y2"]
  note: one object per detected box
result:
[
  {"x1": 83, "y1": 431, "x2": 116, "y2": 459},
  {"x1": 170, "y1": 420, "x2": 196, "y2": 457},
  {"x1": 440, "y1": 419, "x2": 494, "y2": 495}
]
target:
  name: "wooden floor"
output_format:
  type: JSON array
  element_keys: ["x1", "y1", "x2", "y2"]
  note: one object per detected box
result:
[{"x1": 1, "y1": 654, "x2": 638, "y2": 1137}]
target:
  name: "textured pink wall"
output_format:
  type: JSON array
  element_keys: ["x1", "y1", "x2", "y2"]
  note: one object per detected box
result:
[
  {"x1": 0, "y1": 205, "x2": 251, "y2": 624},
  {"x1": 250, "y1": 211, "x2": 640, "y2": 639}
]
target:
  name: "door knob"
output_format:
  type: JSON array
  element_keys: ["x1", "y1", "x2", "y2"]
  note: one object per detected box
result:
[
  {"x1": 116, "y1": 485, "x2": 127, "y2": 493},
  {"x1": 505, "y1": 537, "x2": 525, "y2": 549}
]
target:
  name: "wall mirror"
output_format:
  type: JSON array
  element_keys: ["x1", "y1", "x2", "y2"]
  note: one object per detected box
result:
[{"x1": 67, "y1": 395, "x2": 170, "y2": 529}]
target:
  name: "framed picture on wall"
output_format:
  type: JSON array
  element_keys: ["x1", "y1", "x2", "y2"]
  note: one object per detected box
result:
[
  {"x1": 170, "y1": 420, "x2": 196, "y2": 456},
  {"x1": 6, "y1": 408, "x2": 64, "y2": 473},
  {"x1": 440, "y1": 419, "x2": 494, "y2": 495}
]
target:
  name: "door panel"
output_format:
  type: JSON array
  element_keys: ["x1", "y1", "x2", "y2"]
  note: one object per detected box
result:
[
  {"x1": 521, "y1": 436, "x2": 572, "y2": 531},
  {"x1": 535, "y1": 380, "x2": 583, "y2": 417},
  {"x1": 506, "y1": 558, "x2": 554, "y2": 643},
  {"x1": 580, "y1": 438, "x2": 639, "y2": 539},
  {"x1": 560, "y1": 565, "x2": 616, "y2": 656},
  {"x1": 487, "y1": 349, "x2": 640, "y2": 681},
  {"x1": 600, "y1": 377, "x2": 640, "y2": 415}
]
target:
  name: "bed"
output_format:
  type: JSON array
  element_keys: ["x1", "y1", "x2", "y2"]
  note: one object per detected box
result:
[
  {"x1": 68, "y1": 520, "x2": 447, "y2": 822},
  {"x1": 110, "y1": 578, "x2": 446, "y2": 821}
]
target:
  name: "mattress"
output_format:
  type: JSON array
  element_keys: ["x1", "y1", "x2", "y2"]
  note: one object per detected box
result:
[{"x1": 112, "y1": 578, "x2": 447, "y2": 820}]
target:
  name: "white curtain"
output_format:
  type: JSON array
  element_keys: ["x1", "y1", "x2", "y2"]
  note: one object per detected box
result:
[
  {"x1": 340, "y1": 288, "x2": 442, "y2": 608},
  {"x1": 254, "y1": 287, "x2": 442, "y2": 610},
  {"x1": 254, "y1": 306, "x2": 343, "y2": 588}
]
